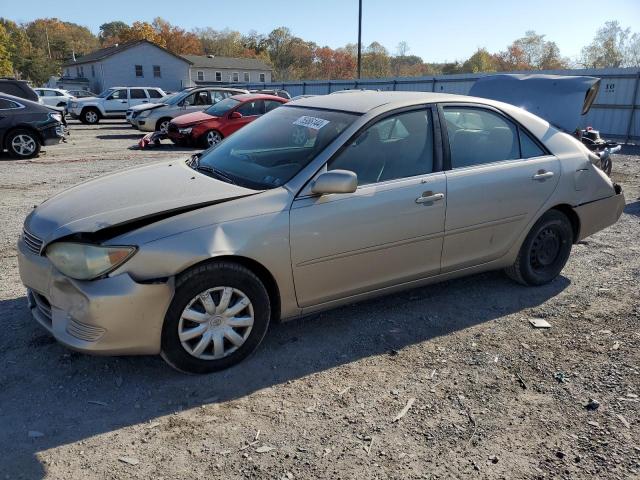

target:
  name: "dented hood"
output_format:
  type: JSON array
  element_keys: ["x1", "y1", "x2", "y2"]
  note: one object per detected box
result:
[
  {"x1": 25, "y1": 160, "x2": 257, "y2": 246},
  {"x1": 469, "y1": 74, "x2": 600, "y2": 132}
]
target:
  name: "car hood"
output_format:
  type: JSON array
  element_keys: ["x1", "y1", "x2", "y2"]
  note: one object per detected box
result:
[
  {"x1": 25, "y1": 160, "x2": 257, "y2": 246},
  {"x1": 130, "y1": 103, "x2": 166, "y2": 113},
  {"x1": 172, "y1": 111, "x2": 215, "y2": 126},
  {"x1": 468, "y1": 74, "x2": 601, "y2": 132}
]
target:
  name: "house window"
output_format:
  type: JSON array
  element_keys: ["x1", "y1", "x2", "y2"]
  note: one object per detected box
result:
[
  {"x1": 232, "y1": 72, "x2": 239, "y2": 82},
  {"x1": 135, "y1": 65, "x2": 143, "y2": 77},
  {"x1": 243, "y1": 72, "x2": 250, "y2": 82},
  {"x1": 215, "y1": 71, "x2": 222, "y2": 82},
  {"x1": 259, "y1": 73, "x2": 266, "y2": 83},
  {"x1": 197, "y1": 71, "x2": 204, "y2": 81},
  {"x1": 91, "y1": 65, "x2": 95, "y2": 77},
  {"x1": 153, "y1": 65, "x2": 161, "y2": 78}
]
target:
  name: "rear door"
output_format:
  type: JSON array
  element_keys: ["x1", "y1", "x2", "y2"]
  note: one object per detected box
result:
[
  {"x1": 103, "y1": 88, "x2": 129, "y2": 115},
  {"x1": 129, "y1": 88, "x2": 149, "y2": 107},
  {"x1": 440, "y1": 104, "x2": 560, "y2": 271}
]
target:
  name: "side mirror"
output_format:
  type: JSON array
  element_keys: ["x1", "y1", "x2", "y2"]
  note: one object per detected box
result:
[
  {"x1": 230, "y1": 111, "x2": 243, "y2": 119},
  {"x1": 311, "y1": 170, "x2": 357, "y2": 195}
]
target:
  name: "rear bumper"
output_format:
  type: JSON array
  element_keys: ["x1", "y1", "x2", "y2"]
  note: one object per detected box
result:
[
  {"x1": 575, "y1": 186, "x2": 625, "y2": 241},
  {"x1": 41, "y1": 124, "x2": 66, "y2": 146},
  {"x1": 17, "y1": 236, "x2": 174, "y2": 355}
]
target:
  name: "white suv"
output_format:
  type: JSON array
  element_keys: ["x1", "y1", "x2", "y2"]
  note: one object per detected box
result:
[
  {"x1": 34, "y1": 88, "x2": 74, "y2": 109},
  {"x1": 68, "y1": 86, "x2": 166, "y2": 124}
]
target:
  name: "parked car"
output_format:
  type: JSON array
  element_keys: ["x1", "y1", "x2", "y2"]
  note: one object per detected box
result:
[
  {"x1": 0, "y1": 92, "x2": 65, "y2": 159},
  {"x1": 250, "y1": 89, "x2": 292, "y2": 99},
  {"x1": 127, "y1": 87, "x2": 249, "y2": 133},
  {"x1": 0, "y1": 78, "x2": 39, "y2": 102},
  {"x1": 168, "y1": 93, "x2": 288, "y2": 147},
  {"x1": 67, "y1": 86, "x2": 166, "y2": 124},
  {"x1": 34, "y1": 88, "x2": 74, "y2": 109},
  {"x1": 18, "y1": 91, "x2": 624, "y2": 373},
  {"x1": 66, "y1": 89, "x2": 97, "y2": 99}
]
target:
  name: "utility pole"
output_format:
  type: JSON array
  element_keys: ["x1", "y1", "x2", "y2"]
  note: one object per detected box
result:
[
  {"x1": 45, "y1": 26, "x2": 52, "y2": 59},
  {"x1": 357, "y1": 0, "x2": 362, "y2": 79}
]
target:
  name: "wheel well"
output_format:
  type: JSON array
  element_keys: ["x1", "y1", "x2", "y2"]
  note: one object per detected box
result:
[
  {"x1": 156, "y1": 117, "x2": 172, "y2": 130},
  {"x1": 550, "y1": 204, "x2": 580, "y2": 243},
  {"x1": 178, "y1": 256, "x2": 281, "y2": 321},
  {"x1": 4, "y1": 126, "x2": 42, "y2": 148}
]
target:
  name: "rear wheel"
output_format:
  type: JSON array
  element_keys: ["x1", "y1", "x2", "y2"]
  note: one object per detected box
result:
[
  {"x1": 6, "y1": 129, "x2": 41, "y2": 159},
  {"x1": 505, "y1": 210, "x2": 573, "y2": 286},
  {"x1": 81, "y1": 108, "x2": 100, "y2": 125},
  {"x1": 161, "y1": 261, "x2": 271, "y2": 374}
]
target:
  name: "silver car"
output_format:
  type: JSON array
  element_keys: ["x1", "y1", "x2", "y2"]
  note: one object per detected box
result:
[
  {"x1": 18, "y1": 91, "x2": 625, "y2": 373},
  {"x1": 128, "y1": 87, "x2": 249, "y2": 133}
]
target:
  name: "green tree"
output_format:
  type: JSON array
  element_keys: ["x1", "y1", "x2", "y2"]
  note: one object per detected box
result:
[
  {"x1": 0, "y1": 23, "x2": 14, "y2": 76},
  {"x1": 99, "y1": 20, "x2": 129, "y2": 45},
  {"x1": 461, "y1": 48, "x2": 497, "y2": 73},
  {"x1": 580, "y1": 21, "x2": 628, "y2": 68}
]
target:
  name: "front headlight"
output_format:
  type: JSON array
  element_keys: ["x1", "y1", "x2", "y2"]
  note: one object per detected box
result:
[
  {"x1": 46, "y1": 242, "x2": 137, "y2": 280},
  {"x1": 49, "y1": 112, "x2": 63, "y2": 123},
  {"x1": 178, "y1": 127, "x2": 192, "y2": 134}
]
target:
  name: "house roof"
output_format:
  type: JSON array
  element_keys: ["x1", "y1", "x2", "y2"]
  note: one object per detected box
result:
[
  {"x1": 62, "y1": 40, "x2": 193, "y2": 67},
  {"x1": 183, "y1": 55, "x2": 272, "y2": 71}
]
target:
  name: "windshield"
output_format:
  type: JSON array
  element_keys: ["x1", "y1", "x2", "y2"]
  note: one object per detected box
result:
[
  {"x1": 204, "y1": 98, "x2": 241, "y2": 117},
  {"x1": 163, "y1": 90, "x2": 192, "y2": 105},
  {"x1": 97, "y1": 88, "x2": 115, "y2": 98},
  {"x1": 194, "y1": 106, "x2": 358, "y2": 189}
]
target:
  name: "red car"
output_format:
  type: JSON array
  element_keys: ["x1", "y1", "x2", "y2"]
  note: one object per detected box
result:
[{"x1": 168, "y1": 94, "x2": 288, "y2": 147}]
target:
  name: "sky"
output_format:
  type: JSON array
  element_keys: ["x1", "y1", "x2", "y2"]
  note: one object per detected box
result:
[{"x1": 3, "y1": 0, "x2": 640, "y2": 62}]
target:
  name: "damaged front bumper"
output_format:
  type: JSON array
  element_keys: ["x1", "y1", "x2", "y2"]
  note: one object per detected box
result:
[
  {"x1": 17, "y1": 236, "x2": 174, "y2": 355},
  {"x1": 575, "y1": 185, "x2": 626, "y2": 241}
]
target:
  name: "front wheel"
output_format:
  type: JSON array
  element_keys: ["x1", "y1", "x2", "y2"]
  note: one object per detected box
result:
[
  {"x1": 505, "y1": 210, "x2": 573, "y2": 286},
  {"x1": 204, "y1": 130, "x2": 223, "y2": 148},
  {"x1": 82, "y1": 108, "x2": 100, "y2": 125},
  {"x1": 6, "y1": 129, "x2": 41, "y2": 159},
  {"x1": 156, "y1": 118, "x2": 172, "y2": 133},
  {"x1": 161, "y1": 261, "x2": 271, "y2": 374}
]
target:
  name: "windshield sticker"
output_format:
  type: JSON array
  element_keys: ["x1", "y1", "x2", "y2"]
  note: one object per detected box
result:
[{"x1": 293, "y1": 116, "x2": 330, "y2": 130}]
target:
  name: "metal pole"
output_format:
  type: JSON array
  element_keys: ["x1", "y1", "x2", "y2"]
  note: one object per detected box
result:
[{"x1": 357, "y1": 0, "x2": 362, "y2": 79}]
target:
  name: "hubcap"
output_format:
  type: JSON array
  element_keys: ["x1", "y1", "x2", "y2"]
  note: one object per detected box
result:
[
  {"x1": 86, "y1": 111, "x2": 97, "y2": 123},
  {"x1": 159, "y1": 121, "x2": 170, "y2": 133},
  {"x1": 11, "y1": 134, "x2": 36, "y2": 156},
  {"x1": 207, "y1": 131, "x2": 221, "y2": 146},
  {"x1": 530, "y1": 227, "x2": 561, "y2": 270},
  {"x1": 178, "y1": 287, "x2": 254, "y2": 360}
]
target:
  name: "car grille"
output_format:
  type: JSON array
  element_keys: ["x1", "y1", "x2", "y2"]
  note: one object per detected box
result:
[
  {"x1": 31, "y1": 291, "x2": 52, "y2": 326},
  {"x1": 66, "y1": 318, "x2": 106, "y2": 342},
  {"x1": 23, "y1": 228, "x2": 43, "y2": 255}
]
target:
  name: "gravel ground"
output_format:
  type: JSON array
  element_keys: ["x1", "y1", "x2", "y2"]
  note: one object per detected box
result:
[{"x1": 0, "y1": 121, "x2": 639, "y2": 480}]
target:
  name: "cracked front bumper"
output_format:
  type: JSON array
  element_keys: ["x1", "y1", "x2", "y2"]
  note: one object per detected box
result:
[{"x1": 17, "y1": 237, "x2": 174, "y2": 355}]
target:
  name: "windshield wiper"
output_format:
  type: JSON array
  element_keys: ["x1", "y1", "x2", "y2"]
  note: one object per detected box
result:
[{"x1": 194, "y1": 164, "x2": 237, "y2": 185}]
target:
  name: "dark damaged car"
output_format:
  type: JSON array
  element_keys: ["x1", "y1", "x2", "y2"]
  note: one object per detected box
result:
[{"x1": 1, "y1": 93, "x2": 66, "y2": 159}]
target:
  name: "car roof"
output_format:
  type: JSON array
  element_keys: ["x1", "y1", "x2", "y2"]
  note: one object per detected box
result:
[
  {"x1": 230, "y1": 93, "x2": 288, "y2": 102},
  {"x1": 288, "y1": 90, "x2": 497, "y2": 114}
]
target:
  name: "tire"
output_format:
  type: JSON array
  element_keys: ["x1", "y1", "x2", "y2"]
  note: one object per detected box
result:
[
  {"x1": 203, "y1": 130, "x2": 223, "y2": 148},
  {"x1": 161, "y1": 261, "x2": 271, "y2": 374},
  {"x1": 156, "y1": 118, "x2": 172, "y2": 133},
  {"x1": 505, "y1": 210, "x2": 573, "y2": 286},
  {"x1": 6, "y1": 129, "x2": 41, "y2": 159},
  {"x1": 81, "y1": 108, "x2": 100, "y2": 125}
]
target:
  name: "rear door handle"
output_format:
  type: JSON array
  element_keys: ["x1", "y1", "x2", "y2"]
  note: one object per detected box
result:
[
  {"x1": 416, "y1": 192, "x2": 445, "y2": 204},
  {"x1": 532, "y1": 171, "x2": 554, "y2": 181}
]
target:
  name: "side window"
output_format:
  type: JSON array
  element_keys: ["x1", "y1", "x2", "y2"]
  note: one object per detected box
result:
[
  {"x1": 130, "y1": 88, "x2": 147, "y2": 99},
  {"x1": 147, "y1": 89, "x2": 163, "y2": 99},
  {"x1": 519, "y1": 129, "x2": 546, "y2": 158},
  {"x1": 328, "y1": 109, "x2": 434, "y2": 186},
  {"x1": 182, "y1": 93, "x2": 196, "y2": 106},
  {"x1": 193, "y1": 91, "x2": 210, "y2": 105},
  {"x1": 211, "y1": 91, "x2": 226, "y2": 103},
  {"x1": 265, "y1": 100, "x2": 283, "y2": 112},
  {"x1": 237, "y1": 100, "x2": 264, "y2": 116},
  {"x1": 444, "y1": 107, "x2": 519, "y2": 168},
  {"x1": 109, "y1": 89, "x2": 128, "y2": 100},
  {"x1": 0, "y1": 98, "x2": 20, "y2": 109}
]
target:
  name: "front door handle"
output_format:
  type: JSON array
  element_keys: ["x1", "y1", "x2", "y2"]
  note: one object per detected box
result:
[
  {"x1": 532, "y1": 170, "x2": 554, "y2": 181},
  {"x1": 416, "y1": 192, "x2": 445, "y2": 204}
]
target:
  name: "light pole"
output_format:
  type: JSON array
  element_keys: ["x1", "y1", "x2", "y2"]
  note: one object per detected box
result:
[{"x1": 357, "y1": 0, "x2": 362, "y2": 79}]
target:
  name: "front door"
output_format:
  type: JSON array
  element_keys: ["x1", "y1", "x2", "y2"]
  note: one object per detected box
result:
[
  {"x1": 290, "y1": 108, "x2": 446, "y2": 307},
  {"x1": 440, "y1": 105, "x2": 560, "y2": 271},
  {"x1": 103, "y1": 88, "x2": 128, "y2": 115},
  {"x1": 222, "y1": 100, "x2": 264, "y2": 136}
]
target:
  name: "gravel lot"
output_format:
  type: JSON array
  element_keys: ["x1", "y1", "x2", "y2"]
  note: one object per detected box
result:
[{"x1": 0, "y1": 120, "x2": 639, "y2": 479}]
